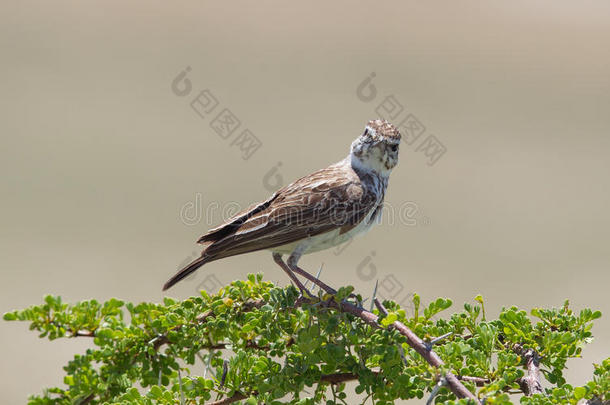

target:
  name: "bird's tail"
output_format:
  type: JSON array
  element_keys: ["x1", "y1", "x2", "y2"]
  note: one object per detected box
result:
[{"x1": 163, "y1": 255, "x2": 209, "y2": 291}]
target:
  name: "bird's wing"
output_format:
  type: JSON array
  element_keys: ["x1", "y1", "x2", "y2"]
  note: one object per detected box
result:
[
  {"x1": 199, "y1": 161, "x2": 378, "y2": 260},
  {"x1": 197, "y1": 193, "x2": 280, "y2": 244}
]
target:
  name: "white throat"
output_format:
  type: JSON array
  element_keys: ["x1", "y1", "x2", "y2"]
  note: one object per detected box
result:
[{"x1": 349, "y1": 150, "x2": 392, "y2": 178}]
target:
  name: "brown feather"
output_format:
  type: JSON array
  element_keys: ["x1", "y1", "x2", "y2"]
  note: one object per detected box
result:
[{"x1": 196, "y1": 159, "x2": 377, "y2": 262}]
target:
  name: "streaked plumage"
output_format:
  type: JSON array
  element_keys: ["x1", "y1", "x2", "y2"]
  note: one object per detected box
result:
[{"x1": 163, "y1": 119, "x2": 401, "y2": 291}]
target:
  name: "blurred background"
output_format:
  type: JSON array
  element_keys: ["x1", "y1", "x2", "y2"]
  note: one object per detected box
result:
[{"x1": 1, "y1": 1, "x2": 609, "y2": 403}]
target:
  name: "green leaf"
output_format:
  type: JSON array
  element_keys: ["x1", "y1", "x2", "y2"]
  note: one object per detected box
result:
[
  {"x1": 573, "y1": 386, "x2": 587, "y2": 400},
  {"x1": 3, "y1": 312, "x2": 16, "y2": 321},
  {"x1": 381, "y1": 312, "x2": 398, "y2": 327}
]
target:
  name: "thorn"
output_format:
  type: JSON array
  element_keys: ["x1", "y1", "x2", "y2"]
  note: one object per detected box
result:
[
  {"x1": 148, "y1": 333, "x2": 163, "y2": 346},
  {"x1": 370, "y1": 280, "x2": 379, "y2": 312},
  {"x1": 426, "y1": 376, "x2": 447, "y2": 405},
  {"x1": 305, "y1": 263, "x2": 324, "y2": 291},
  {"x1": 303, "y1": 263, "x2": 324, "y2": 292},
  {"x1": 178, "y1": 369, "x2": 185, "y2": 405},
  {"x1": 397, "y1": 344, "x2": 408, "y2": 367},
  {"x1": 220, "y1": 359, "x2": 229, "y2": 388},
  {"x1": 197, "y1": 353, "x2": 207, "y2": 378},
  {"x1": 201, "y1": 351, "x2": 215, "y2": 379},
  {"x1": 425, "y1": 332, "x2": 453, "y2": 350}
]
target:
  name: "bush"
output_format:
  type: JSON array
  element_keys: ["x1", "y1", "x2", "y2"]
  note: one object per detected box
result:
[{"x1": 4, "y1": 274, "x2": 608, "y2": 404}]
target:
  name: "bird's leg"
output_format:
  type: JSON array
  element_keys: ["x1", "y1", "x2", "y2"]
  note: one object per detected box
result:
[
  {"x1": 286, "y1": 254, "x2": 337, "y2": 295},
  {"x1": 272, "y1": 253, "x2": 312, "y2": 296}
]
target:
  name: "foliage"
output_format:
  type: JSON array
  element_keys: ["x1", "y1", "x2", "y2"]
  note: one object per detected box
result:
[{"x1": 4, "y1": 274, "x2": 608, "y2": 404}]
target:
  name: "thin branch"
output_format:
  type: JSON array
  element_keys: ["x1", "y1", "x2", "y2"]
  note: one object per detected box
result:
[
  {"x1": 79, "y1": 393, "x2": 95, "y2": 404},
  {"x1": 457, "y1": 375, "x2": 491, "y2": 386},
  {"x1": 371, "y1": 298, "x2": 480, "y2": 403},
  {"x1": 320, "y1": 371, "x2": 378, "y2": 384},
  {"x1": 47, "y1": 322, "x2": 96, "y2": 338},
  {"x1": 152, "y1": 300, "x2": 266, "y2": 350},
  {"x1": 208, "y1": 392, "x2": 247, "y2": 405},
  {"x1": 511, "y1": 344, "x2": 543, "y2": 396},
  {"x1": 207, "y1": 372, "x2": 385, "y2": 405}
]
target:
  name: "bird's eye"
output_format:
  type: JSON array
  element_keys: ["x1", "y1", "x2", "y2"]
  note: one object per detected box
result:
[{"x1": 390, "y1": 144, "x2": 398, "y2": 152}]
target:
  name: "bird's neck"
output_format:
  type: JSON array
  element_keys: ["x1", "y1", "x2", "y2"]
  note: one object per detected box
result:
[
  {"x1": 349, "y1": 152, "x2": 392, "y2": 179},
  {"x1": 347, "y1": 154, "x2": 390, "y2": 196}
]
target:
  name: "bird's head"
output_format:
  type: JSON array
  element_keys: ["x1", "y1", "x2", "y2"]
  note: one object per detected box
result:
[{"x1": 350, "y1": 119, "x2": 401, "y2": 176}]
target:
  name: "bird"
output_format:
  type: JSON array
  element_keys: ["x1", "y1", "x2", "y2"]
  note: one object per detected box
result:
[{"x1": 163, "y1": 119, "x2": 401, "y2": 292}]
